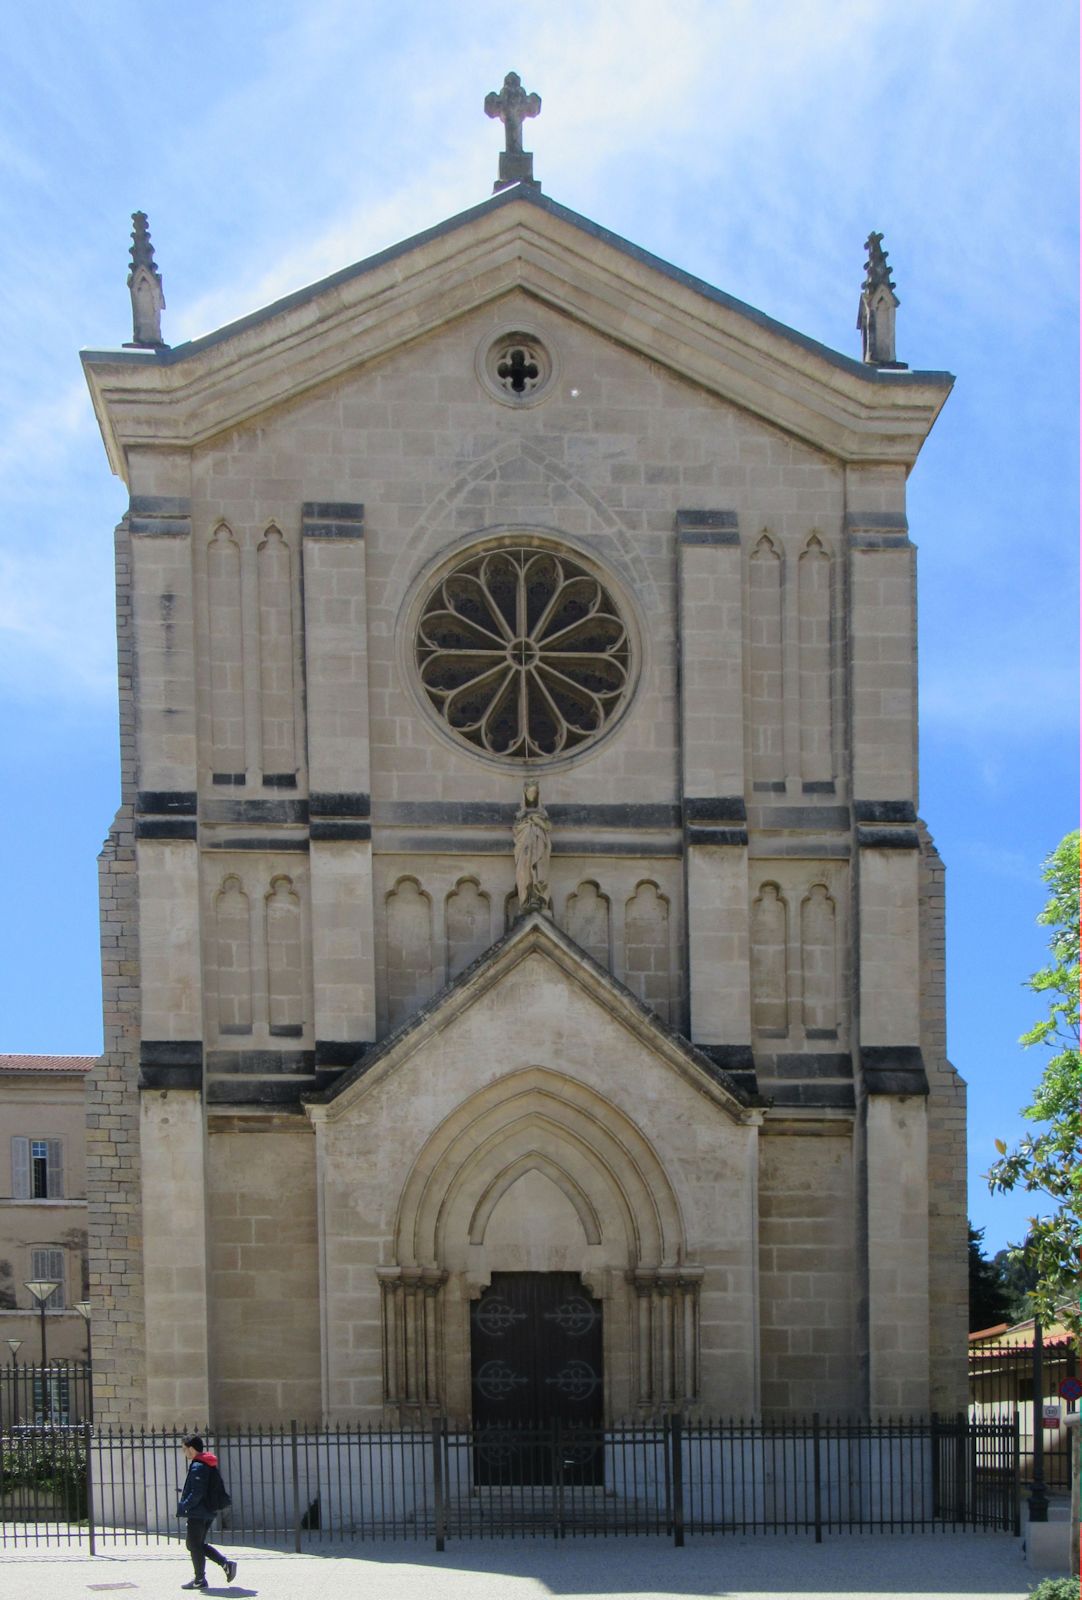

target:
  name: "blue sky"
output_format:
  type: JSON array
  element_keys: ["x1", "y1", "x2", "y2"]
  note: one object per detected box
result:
[{"x1": 1, "y1": 1, "x2": 1076, "y2": 1255}]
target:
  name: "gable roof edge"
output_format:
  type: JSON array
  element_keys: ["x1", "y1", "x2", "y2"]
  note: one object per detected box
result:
[{"x1": 303, "y1": 911, "x2": 756, "y2": 1125}]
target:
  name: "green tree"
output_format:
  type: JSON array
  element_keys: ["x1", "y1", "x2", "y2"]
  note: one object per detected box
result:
[
  {"x1": 992, "y1": 1242, "x2": 1039, "y2": 1324},
  {"x1": 987, "y1": 831, "x2": 1081, "y2": 1334},
  {"x1": 968, "y1": 1223, "x2": 1012, "y2": 1331}
]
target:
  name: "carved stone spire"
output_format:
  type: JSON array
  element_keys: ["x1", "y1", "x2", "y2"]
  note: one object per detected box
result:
[
  {"x1": 126, "y1": 211, "x2": 167, "y2": 349},
  {"x1": 484, "y1": 71, "x2": 541, "y2": 193},
  {"x1": 857, "y1": 231, "x2": 903, "y2": 367}
]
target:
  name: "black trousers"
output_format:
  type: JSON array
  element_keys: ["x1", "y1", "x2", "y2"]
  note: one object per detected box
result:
[{"x1": 185, "y1": 1518, "x2": 228, "y2": 1581}]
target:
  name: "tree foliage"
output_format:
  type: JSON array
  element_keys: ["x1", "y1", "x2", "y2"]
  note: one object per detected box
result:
[
  {"x1": 987, "y1": 832, "x2": 1080, "y2": 1335},
  {"x1": 991, "y1": 1243, "x2": 1039, "y2": 1324},
  {"x1": 968, "y1": 1223, "x2": 1012, "y2": 1331}
]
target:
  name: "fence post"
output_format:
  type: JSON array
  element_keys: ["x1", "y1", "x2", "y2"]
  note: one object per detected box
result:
[
  {"x1": 670, "y1": 1413, "x2": 685, "y2": 1547},
  {"x1": 1012, "y1": 1408, "x2": 1022, "y2": 1538},
  {"x1": 812, "y1": 1412, "x2": 822, "y2": 1543},
  {"x1": 953, "y1": 1411, "x2": 967, "y2": 1526},
  {"x1": 431, "y1": 1416, "x2": 445, "y2": 1552},
  {"x1": 290, "y1": 1420, "x2": 302, "y2": 1554},
  {"x1": 84, "y1": 1421, "x2": 96, "y2": 1557}
]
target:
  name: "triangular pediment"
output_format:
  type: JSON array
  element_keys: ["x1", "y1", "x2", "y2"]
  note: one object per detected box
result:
[
  {"x1": 83, "y1": 187, "x2": 952, "y2": 478},
  {"x1": 303, "y1": 910, "x2": 754, "y2": 1126}
]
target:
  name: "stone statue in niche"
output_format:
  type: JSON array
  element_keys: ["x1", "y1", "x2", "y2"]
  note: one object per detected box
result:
[{"x1": 513, "y1": 780, "x2": 552, "y2": 915}]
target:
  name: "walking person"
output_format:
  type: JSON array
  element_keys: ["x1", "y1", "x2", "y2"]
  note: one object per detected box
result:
[{"x1": 177, "y1": 1434, "x2": 238, "y2": 1591}]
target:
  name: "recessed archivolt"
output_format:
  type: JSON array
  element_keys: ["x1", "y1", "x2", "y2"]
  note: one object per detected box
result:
[
  {"x1": 467, "y1": 1150, "x2": 602, "y2": 1247},
  {"x1": 435, "y1": 1111, "x2": 640, "y2": 1262},
  {"x1": 394, "y1": 1066, "x2": 684, "y2": 1270},
  {"x1": 386, "y1": 439, "x2": 658, "y2": 612}
]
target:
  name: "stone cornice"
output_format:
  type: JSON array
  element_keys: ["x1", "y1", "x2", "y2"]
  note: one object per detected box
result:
[{"x1": 82, "y1": 188, "x2": 953, "y2": 482}]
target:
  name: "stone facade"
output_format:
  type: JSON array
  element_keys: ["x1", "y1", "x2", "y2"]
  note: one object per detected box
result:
[{"x1": 82, "y1": 184, "x2": 966, "y2": 1426}]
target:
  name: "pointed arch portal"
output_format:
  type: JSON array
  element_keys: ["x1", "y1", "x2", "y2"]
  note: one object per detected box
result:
[{"x1": 378, "y1": 1066, "x2": 702, "y2": 1421}]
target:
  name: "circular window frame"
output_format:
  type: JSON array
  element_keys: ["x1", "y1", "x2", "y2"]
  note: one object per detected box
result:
[
  {"x1": 399, "y1": 530, "x2": 644, "y2": 774},
  {"x1": 476, "y1": 326, "x2": 558, "y2": 408}
]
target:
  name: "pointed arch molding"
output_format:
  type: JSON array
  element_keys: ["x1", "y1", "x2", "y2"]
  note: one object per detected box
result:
[
  {"x1": 387, "y1": 438, "x2": 659, "y2": 613},
  {"x1": 393, "y1": 1066, "x2": 685, "y2": 1270},
  {"x1": 467, "y1": 1149, "x2": 603, "y2": 1248}
]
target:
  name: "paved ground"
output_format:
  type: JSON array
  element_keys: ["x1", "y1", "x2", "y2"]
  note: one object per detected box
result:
[{"x1": 0, "y1": 1532, "x2": 1057, "y2": 1599}]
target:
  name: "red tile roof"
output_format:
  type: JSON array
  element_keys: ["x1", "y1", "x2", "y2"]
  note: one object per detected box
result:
[{"x1": 0, "y1": 1054, "x2": 96, "y2": 1074}]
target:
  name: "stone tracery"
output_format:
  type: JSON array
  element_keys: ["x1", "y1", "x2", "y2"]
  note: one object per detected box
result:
[{"x1": 415, "y1": 545, "x2": 631, "y2": 760}]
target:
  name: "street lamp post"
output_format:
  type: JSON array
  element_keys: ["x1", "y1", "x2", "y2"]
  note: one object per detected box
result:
[
  {"x1": 1030, "y1": 1318, "x2": 1049, "y2": 1522},
  {"x1": 5, "y1": 1338, "x2": 21, "y2": 1428},
  {"x1": 23, "y1": 1279, "x2": 61, "y2": 1368},
  {"x1": 74, "y1": 1301, "x2": 93, "y2": 1423}
]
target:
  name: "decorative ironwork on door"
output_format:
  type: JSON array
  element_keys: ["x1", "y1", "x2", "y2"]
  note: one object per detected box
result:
[{"x1": 470, "y1": 1272, "x2": 603, "y2": 1484}]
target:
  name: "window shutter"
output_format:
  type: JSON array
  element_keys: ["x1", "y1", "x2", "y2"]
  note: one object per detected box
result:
[
  {"x1": 29, "y1": 1249, "x2": 66, "y2": 1309},
  {"x1": 48, "y1": 1250, "x2": 66, "y2": 1309},
  {"x1": 45, "y1": 1140, "x2": 64, "y2": 1199},
  {"x1": 12, "y1": 1137, "x2": 29, "y2": 1200}
]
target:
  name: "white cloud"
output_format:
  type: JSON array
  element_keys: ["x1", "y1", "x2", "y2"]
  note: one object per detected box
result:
[
  {"x1": 0, "y1": 537, "x2": 117, "y2": 704},
  {"x1": 0, "y1": 379, "x2": 98, "y2": 482}
]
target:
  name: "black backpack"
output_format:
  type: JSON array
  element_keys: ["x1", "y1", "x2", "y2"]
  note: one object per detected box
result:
[{"x1": 205, "y1": 1465, "x2": 232, "y2": 1513}]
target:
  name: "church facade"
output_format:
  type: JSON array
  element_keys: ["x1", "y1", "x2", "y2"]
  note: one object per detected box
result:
[{"x1": 82, "y1": 107, "x2": 967, "y2": 1429}]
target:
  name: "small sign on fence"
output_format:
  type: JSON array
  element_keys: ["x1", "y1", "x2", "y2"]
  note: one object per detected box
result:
[{"x1": 1041, "y1": 1401, "x2": 1061, "y2": 1431}]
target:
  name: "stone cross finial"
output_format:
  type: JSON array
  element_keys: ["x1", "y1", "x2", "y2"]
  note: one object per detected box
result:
[
  {"x1": 857, "y1": 231, "x2": 903, "y2": 367},
  {"x1": 485, "y1": 71, "x2": 541, "y2": 193},
  {"x1": 126, "y1": 211, "x2": 167, "y2": 349}
]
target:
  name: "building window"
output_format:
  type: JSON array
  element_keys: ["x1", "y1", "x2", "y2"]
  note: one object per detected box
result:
[
  {"x1": 30, "y1": 1248, "x2": 66, "y2": 1310},
  {"x1": 415, "y1": 543, "x2": 634, "y2": 762},
  {"x1": 33, "y1": 1370, "x2": 71, "y2": 1421},
  {"x1": 11, "y1": 1137, "x2": 64, "y2": 1199}
]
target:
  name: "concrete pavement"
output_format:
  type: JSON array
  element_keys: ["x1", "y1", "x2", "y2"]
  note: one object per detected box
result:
[{"x1": 0, "y1": 1532, "x2": 1048, "y2": 1599}]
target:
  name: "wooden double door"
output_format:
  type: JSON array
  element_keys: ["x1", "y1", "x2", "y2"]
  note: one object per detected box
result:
[{"x1": 470, "y1": 1272, "x2": 604, "y2": 1483}]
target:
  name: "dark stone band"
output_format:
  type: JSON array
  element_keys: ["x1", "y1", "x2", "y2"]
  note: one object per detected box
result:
[
  {"x1": 136, "y1": 819, "x2": 197, "y2": 840},
  {"x1": 857, "y1": 827, "x2": 920, "y2": 850},
  {"x1": 302, "y1": 502, "x2": 365, "y2": 539},
  {"x1": 310, "y1": 821, "x2": 372, "y2": 842},
  {"x1": 205, "y1": 1049, "x2": 314, "y2": 1075},
  {"x1": 137, "y1": 791, "x2": 197, "y2": 816},
  {"x1": 676, "y1": 509, "x2": 739, "y2": 544},
  {"x1": 861, "y1": 1045, "x2": 929, "y2": 1096},
  {"x1": 686, "y1": 827, "x2": 749, "y2": 847},
  {"x1": 138, "y1": 1040, "x2": 202, "y2": 1091},
  {"x1": 683, "y1": 797, "x2": 747, "y2": 824},
  {"x1": 854, "y1": 800, "x2": 916, "y2": 823},
  {"x1": 310, "y1": 792, "x2": 371, "y2": 819}
]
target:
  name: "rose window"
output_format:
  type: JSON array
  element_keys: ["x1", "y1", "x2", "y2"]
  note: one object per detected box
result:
[{"x1": 415, "y1": 546, "x2": 632, "y2": 760}]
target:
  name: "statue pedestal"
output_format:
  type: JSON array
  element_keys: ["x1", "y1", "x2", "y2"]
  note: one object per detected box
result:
[{"x1": 495, "y1": 151, "x2": 540, "y2": 191}]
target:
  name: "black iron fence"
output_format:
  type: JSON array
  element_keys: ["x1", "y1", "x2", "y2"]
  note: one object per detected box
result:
[
  {"x1": 969, "y1": 1341, "x2": 1076, "y2": 1492},
  {"x1": 1, "y1": 1413, "x2": 1019, "y2": 1551},
  {"x1": 0, "y1": 1362, "x2": 91, "y2": 1430}
]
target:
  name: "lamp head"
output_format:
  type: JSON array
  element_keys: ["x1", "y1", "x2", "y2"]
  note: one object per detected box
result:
[{"x1": 24, "y1": 1279, "x2": 61, "y2": 1307}]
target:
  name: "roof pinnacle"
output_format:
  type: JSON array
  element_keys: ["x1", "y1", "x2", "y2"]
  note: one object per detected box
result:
[
  {"x1": 126, "y1": 211, "x2": 167, "y2": 349},
  {"x1": 857, "y1": 231, "x2": 904, "y2": 368}
]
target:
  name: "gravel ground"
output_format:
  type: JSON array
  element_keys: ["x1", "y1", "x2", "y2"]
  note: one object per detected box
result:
[{"x1": 0, "y1": 1531, "x2": 1050, "y2": 1599}]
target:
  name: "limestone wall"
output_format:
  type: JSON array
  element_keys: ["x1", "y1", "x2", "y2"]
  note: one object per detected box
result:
[
  {"x1": 757, "y1": 1124, "x2": 859, "y2": 1414},
  {"x1": 86, "y1": 513, "x2": 147, "y2": 1424},
  {"x1": 920, "y1": 825, "x2": 968, "y2": 1413},
  {"x1": 205, "y1": 1117, "x2": 321, "y2": 1424}
]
